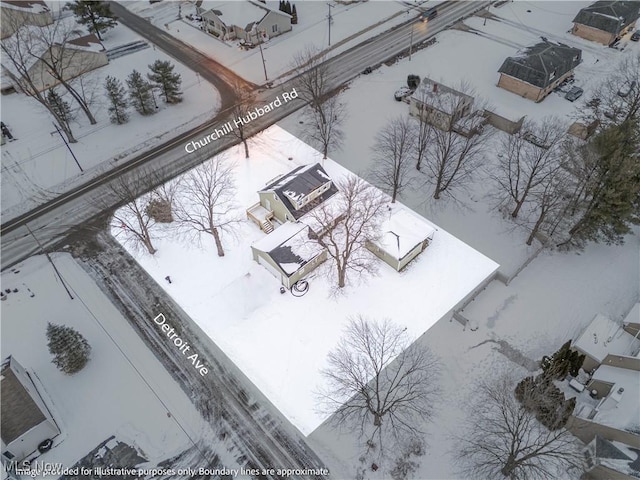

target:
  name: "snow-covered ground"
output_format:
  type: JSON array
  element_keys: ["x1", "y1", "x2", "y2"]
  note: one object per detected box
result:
[
  {"x1": 0, "y1": 254, "x2": 229, "y2": 470},
  {"x1": 1, "y1": 22, "x2": 220, "y2": 219},
  {"x1": 270, "y1": 8, "x2": 640, "y2": 478},
  {"x1": 123, "y1": 0, "x2": 435, "y2": 84},
  {"x1": 112, "y1": 124, "x2": 498, "y2": 435}
]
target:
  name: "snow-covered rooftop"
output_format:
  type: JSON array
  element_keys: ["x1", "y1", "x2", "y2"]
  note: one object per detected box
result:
[
  {"x1": 1, "y1": 0, "x2": 50, "y2": 14},
  {"x1": 574, "y1": 313, "x2": 640, "y2": 362},
  {"x1": 198, "y1": 0, "x2": 287, "y2": 31},
  {"x1": 375, "y1": 207, "x2": 437, "y2": 261},
  {"x1": 252, "y1": 221, "x2": 305, "y2": 253},
  {"x1": 411, "y1": 78, "x2": 473, "y2": 115},
  {"x1": 591, "y1": 365, "x2": 640, "y2": 430}
]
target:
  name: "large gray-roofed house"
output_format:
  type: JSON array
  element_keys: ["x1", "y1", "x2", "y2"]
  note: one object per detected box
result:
[
  {"x1": 1, "y1": 356, "x2": 60, "y2": 463},
  {"x1": 497, "y1": 41, "x2": 582, "y2": 103},
  {"x1": 251, "y1": 163, "x2": 339, "y2": 229},
  {"x1": 572, "y1": 1, "x2": 640, "y2": 45}
]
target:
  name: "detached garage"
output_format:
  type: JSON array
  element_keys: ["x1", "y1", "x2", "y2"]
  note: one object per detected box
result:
[{"x1": 251, "y1": 222, "x2": 326, "y2": 288}]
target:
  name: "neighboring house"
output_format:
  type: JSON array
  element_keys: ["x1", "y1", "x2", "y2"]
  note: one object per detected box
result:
[
  {"x1": 583, "y1": 436, "x2": 640, "y2": 480},
  {"x1": 573, "y1": 307, "x2": 640, "y2": 372},
  {"x1": 0, "y1": 0, "x2": 53, "y2": 39},
  {"x1": 366, "y1": 208, "x2": 436, "y2": 272},
  {"x1": 247, "y1": 163, "x2": 338, "y2": 231},
  {"x1": 568, "y1": 304, "x2": 640, "y2": 447},
  {"x1": 497, "y1": 41, "x2": 582, "y2": 102},
  {"x1": 251, "y1": 221, "x2": 327, "y2": 288},
  {"x1": 1, "y1": 356, "x2": 60, "y2": 464},
  {"x1": 572, "y1": 1, "x2": 640, "y2": 46},
  {"x1": 409, "y1": 78, "x2": 475, "y2": 132},
  {"x1": 195, "y1": 0, "x2": 291, "y2": 43},
  {"x1": 2, "y1": 32, "x2": 108, "y2": 94}
]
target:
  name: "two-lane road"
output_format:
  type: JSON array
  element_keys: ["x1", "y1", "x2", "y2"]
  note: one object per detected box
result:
[{"x1": 1, "y1": 1, "x2": 490, "y2": 269}]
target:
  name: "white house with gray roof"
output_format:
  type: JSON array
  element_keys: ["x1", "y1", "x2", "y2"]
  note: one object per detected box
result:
[{"x1": 196, "y1": 0, "x2": 291, "y2": 43}]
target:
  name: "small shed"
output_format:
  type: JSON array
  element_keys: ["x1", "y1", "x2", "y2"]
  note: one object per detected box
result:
[
  {"x1": 367, "y1": 208, "x2": 436, "y2": 272},
  {"x1": 251, "y1": 222, "x2": 327, "y2": 288},
  {"x1": 1, "y1": 356, "x2": 60, "y2": 463}
]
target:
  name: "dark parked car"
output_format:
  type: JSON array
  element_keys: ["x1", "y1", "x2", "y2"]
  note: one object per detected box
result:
[
  {"x1": 362, "y1": 66, "x2": 373, "y2": 75},
  {"x1": 631, "y1": 30, "x2": 640, "y2": 41},
  {"x1": 565, "y1": 86, "x2": 584, "y2": 102}
]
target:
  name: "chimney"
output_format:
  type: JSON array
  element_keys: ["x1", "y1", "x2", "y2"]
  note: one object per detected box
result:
[{"x1": 433, "y1": 83, "x2": 438, "y2": 93}]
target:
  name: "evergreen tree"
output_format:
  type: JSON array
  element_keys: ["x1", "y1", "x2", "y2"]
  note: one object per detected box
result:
[
  {"x1": 46, "y1": 322, "x2": 92, "y2": 375},
  {"x1": 561, "y1": 119, "x2": 640, "y2": 248},
  {"x1": 65, "y1": 1, "x2": 117, "y2": 41},
  {"x1": 514, "y1": 375, "x2": 575, "y2": 430},
  {"x1": 126, "y1": 70, "x2": 155, "y2": 115},
  {"x1": 279, "y1": 0, "x2": 285, "y2": 12},
  {"x1": 104, "y1": 75, "x2": 129, "y2": 124},
  {"x1": 285, "y1": 0, "x2": 292, "y2": 15},
  {"x1": 46, "y1": 89, "x2": 73, "y2": 126},
  {"x1": 291, "y1": 4, "x2": 298, "y2": 24},
  {"x1": 147, "y1": 60, "x2": 182, "y2": 104}
]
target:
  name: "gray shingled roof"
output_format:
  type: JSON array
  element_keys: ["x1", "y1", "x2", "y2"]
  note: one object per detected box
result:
[
  {"x1": 594, "y1": 436, "x2": 633, "y2": 461},
  {"x1": 573, "y1": 1, "x2": 640, "y2": 34},
  {"x1": 1, "y1": 358, "x2": 47, "y2": 444},
  {"x1": 498, "y1": 41, "x2": 582, "y2": 89},
  {"x1": 261, "y1": 163, "x2": 338, "y2": 220}
]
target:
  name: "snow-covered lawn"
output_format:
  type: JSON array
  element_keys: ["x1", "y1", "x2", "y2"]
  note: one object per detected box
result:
[
  {"x1": 113, "y1": 125, "x2": 498, "y2": 435},
  {"x1": 273, "y1": 10, "x2": 640, "y2": 477},
  {"x1": 1, "y1": 23, "x2": 220, "y2": 219},
  {"x1": 123, "y1": 0, "x2": 433, "y2": 84},
  {"x1": 0, "y1": 254, "x2": 216, "y2": 469}
]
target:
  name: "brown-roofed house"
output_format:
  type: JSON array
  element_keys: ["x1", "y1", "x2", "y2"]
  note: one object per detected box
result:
[
  {"x1": 1, "y1": 356, "x2": 60, "y2": 463},
  {"x1": 497, "y1": 41, "x2": 582, "y2": 103},
  {"x1": 0, "y1": 0, "x2": 53, "y2": 39},
  {"x1": 572, "y1": 1, "x2": 640, "y2": 45}
]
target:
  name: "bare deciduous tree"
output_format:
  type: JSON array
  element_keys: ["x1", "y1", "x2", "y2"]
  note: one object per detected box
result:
[
  {"x1": 229, "y1": 81, "x2": 258, "y2": 158},
  {"x1": 525, "y1": 166, "x2": 570, "y2": 246},
  {"x1": 491, "y1": 117, "x2": 566, "y2": 218},
  {"x1": 31, "y1": 21, "x2": 98, "y2": 124},
  {"x1": 1, "y1": 20, "x2": 77, "y2": 142},
  {"x1": 370, "y1": 116, "x2": 416, "y2": 203},
  {"x1": 319, "y1": 316, "x2": 440, "y2": 445},
  {"x1": 302, "y1": 94, "x2": 346, "y2": 160},
  {"x1": 109, "y1": 175, "x2": 158, "y2": 255},
  {"x1": 426, "y1": 126, "x2": 490, "y2": 200},
  {"x1": 456, "y1": 374, "x2": 583, "y2": 480},
  {"x1": 307, "y1": 176, "x2": 386, "y2": 288},
  {"x1": 175, "y1": 156, "x2": 239, "y2": 257},
  {"x1": 580, "y1": 52, "x2": 640, "y2": 128},
  {"x1": 291, "y1": 45, "x2": 330, "y2": 112}
]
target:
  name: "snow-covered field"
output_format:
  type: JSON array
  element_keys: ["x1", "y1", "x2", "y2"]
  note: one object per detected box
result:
[
  {"x1": 123, "y1": 0, "x2": 434, "y2": 84},
  {"x1": 1, "y1": 22, "x2": 220, "y2": 219},
  {"x1": 112, "y1": 125, "x2": 498, "y2": 435},
  {"x1": 0, "y1": 254, "x2": 220, "y2": 469},
  {"x1": 274, "y1": 8, "x2": 640, "y2": 478}
]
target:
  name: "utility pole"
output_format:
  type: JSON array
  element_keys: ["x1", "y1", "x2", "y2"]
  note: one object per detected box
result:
[
  {"x1": 24, "y1": 224, "x2": 74, "y2": 300},
  {"x1": 327, "y1": 3, "x2": 334, "y2": 46},
  {"x1": 258, "y1": 40, "x2": 268, "y2": 81},
  {"x1": 51, "y1": 123, "x2": 82, "y2": 173}
]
